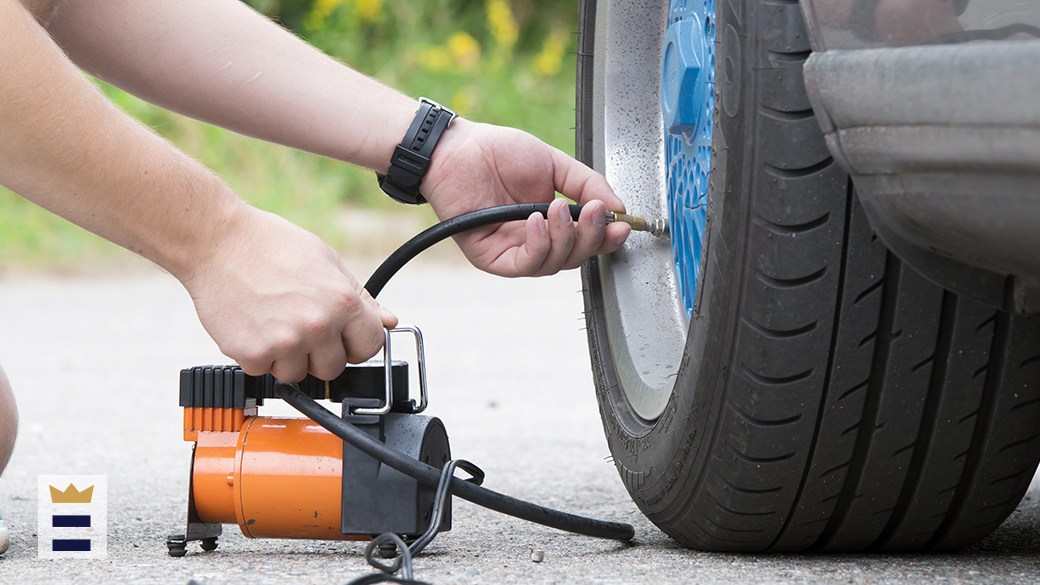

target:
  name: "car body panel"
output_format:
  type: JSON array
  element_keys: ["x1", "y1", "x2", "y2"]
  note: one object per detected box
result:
[{"x1": 799, "y1": 1, "x2": 1040, "y2": 312}]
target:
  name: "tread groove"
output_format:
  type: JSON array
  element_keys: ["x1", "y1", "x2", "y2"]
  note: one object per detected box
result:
[
  {"x1": 754, "y1": 266, "x2": 828, "y2": 289},
  {"x1": 975, "y1": 315, "x2": 997, "y2": 333},
  {"x1": 702, "y1": 513, "x2": 768, "y2": 534},
  {"x1": 1009, "y1": 396, "x2": 1040, "y2": 413},
  {"x1": 976, "y1": 495, "x2": 1022, "y2": 514},
  {"x1": 728, "y1": 442, "x2": 798, "y2": 464},
  {"x1": 926, "y1": 312, "x2": 1010, "y2": 548},
  {"x1": 957, "y1": 408, "x2": 980, "y2": 425},
  {"x1": 741, "y1": 316, "x2": 819, "y2": 340},
  {"x1": 838, "y1": 380, "x2": 870, "y2": 401},
  {"x1": 763, "y1": 157, "x2": 835, "y2": 179},
  {"x1": 911, "y1": 355, "x2": 936, "y2": 373},
  {"x1": 873, "y1": 292, "x2": 957, "y2": 550},
  {"x1": 841, "y1": 422, "x2": 860, "y2": 438},
  {"x1": 997, "y1": 431, "x2": 1040, "y2": 453},
  {"x1": 766, "y1": 48, "x2": 812, "y2": 62},
  {"x1": 760, "y1": 104, "x2": 815, "y2": 122},
  {"x1": 818, "y1": 460, "x2": 852, "y2": 478},
  {"x1": 728, "y1": 401, "x2": 804, "y2": 427},
  {"x1": 988, "y1": 468, "x2": 1032, "y2": 487},
  {"x1": 854, "y1": 280, "x2": 885, "y2": 305},
  {"x1": 719, "y1": 474, "x2": 785, "y2": 496},
  {"x1": 1019, "y1": 354, "x2": 1040, "y2": 369},
  {"x1": 814, "y1": 253, "x2": 902, "y2": 550},
  {"x1": 892, "y1": 441, "x2": 917, "y2": 458},
  {"x1": 739, "y1": 365, "x2": 815, "y2": 386},
  {"x1": 707, "y1": 491, "x2": 777, "y2": 517},
  {"x1": 753, "y1": 212, "x2": 830, "y2": 236}
]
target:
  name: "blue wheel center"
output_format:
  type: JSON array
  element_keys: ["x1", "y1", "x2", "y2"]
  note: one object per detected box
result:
[{"x1": 662, "y1": 0, "x2": 716, "y2": 318}]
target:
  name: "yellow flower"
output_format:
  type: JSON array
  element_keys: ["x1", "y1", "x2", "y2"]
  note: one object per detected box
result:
[
  {"x1": 486, "y1": 0, "x2": 518, "y2": 49},
  {"x1": 533, "y1": 28, "x2": 569, "y2": 77},
  {"x1": 315, "y1": 0, "x2": 344, "y2": 14},
  {"x1": 418, "y1": 47, "x2": 452, "y2": 72},
  {"x1": 447, "y1": 32, "x2": 481, "y2": 70},
  {"x1": 354, "y1": 0, "x2": 383, "y2": 23},
  {"x1": 450, "y1": 87, "x2": 477, "y2": 115},
  {"x1": 304, "y1": 0, "x2": 343, "y2": 31}
]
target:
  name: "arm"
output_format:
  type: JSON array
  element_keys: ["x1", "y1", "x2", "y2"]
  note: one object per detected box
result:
[
  {"x1": 42, "y1": 0, "x2": 631, "y2": 274},
  {"x1": 44, "y1": 0, "x2": 413, "y2": 173},
  {"x1": 0, "y1": 0, "x2": 395, "y2": 381}
]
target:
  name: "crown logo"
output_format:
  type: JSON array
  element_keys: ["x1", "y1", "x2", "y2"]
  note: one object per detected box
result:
[{"x1": 49, "y1": 484, "x2": 94, "y2": 504}]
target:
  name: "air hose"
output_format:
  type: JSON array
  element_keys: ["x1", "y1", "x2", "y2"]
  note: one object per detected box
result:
[
  {"x1": 365, "y1": 202, "x2": 582, "y2": 297},
  {"x1": 275, "y1": 203, "x2": 636, "y2": 544}
]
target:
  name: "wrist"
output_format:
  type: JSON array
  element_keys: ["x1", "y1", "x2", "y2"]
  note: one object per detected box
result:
[
  {"x1": 420, "y1": 117, "x2": 475, "y2": 206},
  {"x1": 367, "y1": 98, "x2": 422, "y2": 175},
  {"x1": 164, "y1": 193, "x2": 252, "y2": 285}
]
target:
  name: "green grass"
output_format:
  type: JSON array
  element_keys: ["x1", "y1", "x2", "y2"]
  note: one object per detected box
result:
[{"x1": 0, "y1": 1, "x2": 579, "y2": 272}]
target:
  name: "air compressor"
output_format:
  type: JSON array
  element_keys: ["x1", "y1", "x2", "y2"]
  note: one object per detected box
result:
[{"x1": 166, "y1": 328, "x2": 457, "y2": 556}]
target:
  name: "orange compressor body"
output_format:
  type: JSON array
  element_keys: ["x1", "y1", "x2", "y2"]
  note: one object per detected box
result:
[
  {"x1": 189, "y1": 416, "x2": 348, "y2": 540},
  {"x1": 168, "y1": 363, "x2": 450, "y2": 556}
]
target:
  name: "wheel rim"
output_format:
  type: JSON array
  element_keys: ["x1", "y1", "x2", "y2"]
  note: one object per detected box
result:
[{"x1": 588, "y1": 0, "x2": 715, "y2": 421}]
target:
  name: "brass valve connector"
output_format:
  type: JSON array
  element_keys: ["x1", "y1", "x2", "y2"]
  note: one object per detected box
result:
[{"x1": 605, "y1": 211, "x2": 670, "y2": 239}]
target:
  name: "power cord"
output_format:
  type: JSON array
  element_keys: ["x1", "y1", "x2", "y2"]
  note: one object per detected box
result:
[{"x1": 344, "y1": 459, "x2": 484, "y2": 585}]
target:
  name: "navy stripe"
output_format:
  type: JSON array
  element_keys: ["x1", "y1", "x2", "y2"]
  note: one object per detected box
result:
[
  {"x1": 52, "y1": 515, "x2": 91, "y2": 528},
  {"x1": 52, "y1": 539, "x2": 91, "y2": 552}
]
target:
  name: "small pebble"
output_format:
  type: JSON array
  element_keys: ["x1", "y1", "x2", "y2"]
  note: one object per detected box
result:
[{"x1": 530, "y1": 549, "x2": 545, "y2": 563}]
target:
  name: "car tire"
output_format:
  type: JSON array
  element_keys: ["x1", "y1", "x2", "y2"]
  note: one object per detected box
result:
[{"x1": 578, "y1": 0, "x2": 1040, "y2": 552}]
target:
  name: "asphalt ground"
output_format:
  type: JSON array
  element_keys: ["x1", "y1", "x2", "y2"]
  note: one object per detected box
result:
[{"x1": 0, "y1": 255, "x2": 1038, "y2": 584}]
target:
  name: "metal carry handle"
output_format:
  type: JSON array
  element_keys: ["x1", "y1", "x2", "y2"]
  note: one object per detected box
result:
[{"x1": 351, "y1": 326, "x2": 429, "y2": 416}]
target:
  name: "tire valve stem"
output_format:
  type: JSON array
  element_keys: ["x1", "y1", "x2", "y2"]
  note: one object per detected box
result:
[{"x1": 605, "y1": 211, "x2": 670, "y2": 239}]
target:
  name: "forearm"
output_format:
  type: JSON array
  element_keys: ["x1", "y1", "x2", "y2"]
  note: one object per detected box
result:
[
  {"x1": 0, "y1": 0, "x2": 241, "y2": 280},
  {"x1": 44, "y1": 0, "x2": 416, "y2": 173}
]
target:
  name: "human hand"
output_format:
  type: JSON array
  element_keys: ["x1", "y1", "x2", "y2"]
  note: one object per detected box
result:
[
  {"x1": 179, "y1": 205, "x2": 398, "y2": 382},
  {"x1": 420, "y1": 119, "x2": 631, "y2": 277}
]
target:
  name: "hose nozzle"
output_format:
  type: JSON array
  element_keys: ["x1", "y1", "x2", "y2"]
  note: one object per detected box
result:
[{"x1": 605, "y1": 211, "x2": 670, "y2": 239}]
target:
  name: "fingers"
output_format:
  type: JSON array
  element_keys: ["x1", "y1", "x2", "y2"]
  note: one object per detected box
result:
[
  {"x1": 503, "y1": 198, "x2": 630, "y2": 276},
  {"x1": 550, "y1": 147, "x2": 626, "y2": 213},
  {"x1": 260, "y1": 293, "x2": 392, "y2": 383},
  {"x1": 307, "y1": 339, "x2": 349, "y2": 383},
  {"x1": 229, "y1": 285, "x2": 397, "y2": 384},
  {"x1": 536, "y1": 198, "x2": 577, "y2": 275},
  {"x1": 566, "y1": 199, "x2": 610, "y2": 270},
  {"x1": 363, "y1": 288, "x2": 400, "y2": 331},
  {"x1": 509, "y1": 210, "x2": 551, "y2": 275},
  {"x1": 188, "y1": 209, "x2": 402, "y2": 386}
]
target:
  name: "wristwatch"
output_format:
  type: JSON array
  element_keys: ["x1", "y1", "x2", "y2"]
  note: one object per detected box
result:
[{"x1": 378, "y1": 98, "x2": 457, "y2": 205}]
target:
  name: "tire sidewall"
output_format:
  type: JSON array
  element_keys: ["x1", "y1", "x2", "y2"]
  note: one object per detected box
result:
[{"x1": 581, "y1": 0, "x2": 753, "y2": 522}]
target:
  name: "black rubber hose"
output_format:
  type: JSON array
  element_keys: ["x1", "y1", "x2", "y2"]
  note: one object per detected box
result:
[
  {"x1": 277, "y1": 383, "x2": 634, "y2": 541},
  {"x1": 364, "y1": 203, "x2": 582, "y2": 297}
]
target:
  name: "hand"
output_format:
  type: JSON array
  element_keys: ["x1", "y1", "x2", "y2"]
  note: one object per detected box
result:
[
  {"x1": 179, "y1": 205, "x2": 398, "y2": 382},
  {"x1": 420, "y1": 119, "x2": 631, "y2": 277}
]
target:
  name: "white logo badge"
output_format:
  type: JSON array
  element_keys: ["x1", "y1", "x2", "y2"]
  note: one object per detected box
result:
[{"x1": 37, "y1": 475, "x2": 108, "y2": 559}]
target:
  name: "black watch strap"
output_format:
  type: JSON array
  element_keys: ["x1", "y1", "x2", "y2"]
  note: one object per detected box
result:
[{"x1": 378, "y1": 98, "x2": 457, "y2": 205}]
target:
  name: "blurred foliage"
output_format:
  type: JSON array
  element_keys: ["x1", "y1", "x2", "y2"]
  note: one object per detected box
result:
[{"x1": 1, "y1": 0, "x2": 580, "y2": 271}]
